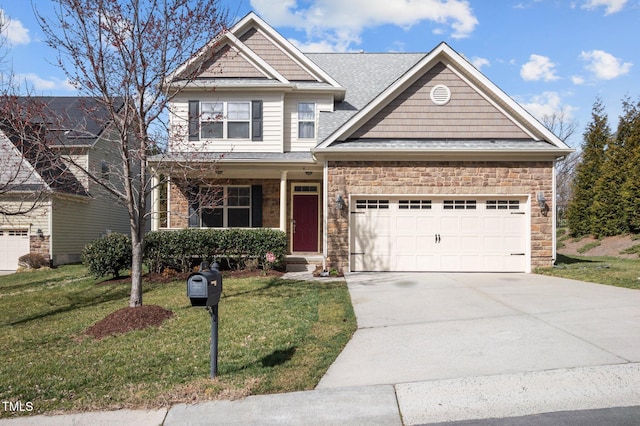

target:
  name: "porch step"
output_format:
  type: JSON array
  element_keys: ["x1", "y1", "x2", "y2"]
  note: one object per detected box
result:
[{"x1": 286, "y1": 255, "x2": 323, "y2": 272}]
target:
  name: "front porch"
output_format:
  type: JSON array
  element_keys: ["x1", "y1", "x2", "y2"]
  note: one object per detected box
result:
[{"x1": 150, "y1": 155, "x2": 326, "y2": 261}]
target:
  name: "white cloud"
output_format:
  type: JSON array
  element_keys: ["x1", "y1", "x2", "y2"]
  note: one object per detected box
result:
[
  {"x1": 250, "y1": 0, "x2": 478, "y2": 52},
  {"x1": 571, "y1": 75, "x2": 586, "y2": 85},
  {"x1": 581, "y1": 0, "x2": 627, "y2": 15},
  {"x1": 520, "y1": 91, "x2": 577, "y2": 122},
  {"x1": 580, "y1": 49, "x2": 632, "y2": 80},
  {"x1": 520, "y1": 54, "x2": 560, "y2": 82},
  {"x1": 0, "y1": 10, "x2": 30, "y2": 45},
  {"x1": 17, "y1": 73, "x2": 76, "y2": 92},
  {"x1": 470, "y1": 56, "x2": 490, "y2": 70}
]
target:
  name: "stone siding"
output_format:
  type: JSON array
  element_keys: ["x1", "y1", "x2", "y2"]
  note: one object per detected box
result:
[{"x1": 326, "y1": 160, "x2": 554, "y2": 273}]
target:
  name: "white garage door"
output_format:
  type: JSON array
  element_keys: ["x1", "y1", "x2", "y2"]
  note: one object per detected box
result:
[
  {"x1": 350, "y1": 197, "x2": 527, "y2": 272},
  {"x1": 0, "y1": 229, "x2": 30, "y2": 271}
]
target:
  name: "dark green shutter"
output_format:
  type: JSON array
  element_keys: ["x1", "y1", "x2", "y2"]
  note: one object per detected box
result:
[
  {"x1": 188, "y1": 101, "x2": 199, "y2": 141},
  {"x1": 251, "y1": 100, "x2": 263, "y2": 141},
  {"x1": 251, "y1": 185, "x2": 262, "y2": 227}
]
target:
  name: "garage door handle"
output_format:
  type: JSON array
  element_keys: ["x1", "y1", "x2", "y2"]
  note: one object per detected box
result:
[
  {"x1": 435, "y1": 234, "x2": 441, "y2": 243},
  {"x1": 510, "y1": 253, "x2": 525, "y2": 256}
]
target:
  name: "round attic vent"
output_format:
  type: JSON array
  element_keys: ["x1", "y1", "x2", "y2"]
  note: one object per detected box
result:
[{"x1": 430, "y1": 84, "x2": 451, "y2": 105}]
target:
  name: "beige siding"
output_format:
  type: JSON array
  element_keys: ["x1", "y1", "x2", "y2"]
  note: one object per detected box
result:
[
  {"x1": 199, "y1": 45, "x2": 266, "y2": 79},
  {"x1": 239, "y1": 28, "x2": 317, "y2": 81},
  {"x1": 170, "y1": 94, "x2": 284, "y2": 153},
  {"x1": 350, "y1": 62, "x2": 530, "y2": 140},
  {"x1": 0, "y1": 199, "x2": 50, "y2": 234},
  {"x1": 51, "y1": 194, "x2": 129, "y2": 265},
  {"x1": 284, "y1": 94, "x2": 333, "y2": 151},
  {"x1": 51, "y1": 135, "x2": 131, "y2": 265}
]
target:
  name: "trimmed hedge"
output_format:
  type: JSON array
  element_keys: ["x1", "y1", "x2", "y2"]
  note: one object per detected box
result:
[
  {"x1": 143, "y1": 228, "x2": 288, "y2": 273},
  {"x1": 82, "y1": 233, "x2": 132, "y2": 279}
]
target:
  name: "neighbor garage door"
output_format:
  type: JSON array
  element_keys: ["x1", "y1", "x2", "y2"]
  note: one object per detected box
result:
[
  {"x1": 0, "y1": 229, "x2": 30, "y2": 270},
  {"x1": 350, "y1": 197, "x2": 527, "y2": 272}
]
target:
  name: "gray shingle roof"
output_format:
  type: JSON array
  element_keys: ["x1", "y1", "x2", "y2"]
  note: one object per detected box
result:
[{"x1": 307, "y1": 53, "x2": 426, "y2": 142}]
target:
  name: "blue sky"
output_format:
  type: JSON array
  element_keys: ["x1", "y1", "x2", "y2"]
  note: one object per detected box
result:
[{"x1": 1, "y1": 0, "x2": 638, "y2": 147}]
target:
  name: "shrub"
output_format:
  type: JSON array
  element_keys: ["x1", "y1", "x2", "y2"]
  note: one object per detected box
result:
[
  {"x1": 18, "y1": 253, "x2": 49, "y2": 270},
  {"x1": 82, "y1": 233, "x2": 132, "y2": 279},
  {"x1": 143, "y1": 228, "x2": 287, "y2": 273}
]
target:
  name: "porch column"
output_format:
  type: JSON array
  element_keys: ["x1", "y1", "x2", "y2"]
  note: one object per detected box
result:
[
  {"x1": 279, "y1": 171, "x2": 287, "y2": 231},
  {"x1": 151, "y1": 174, "x2": 160, "y2": 231}
]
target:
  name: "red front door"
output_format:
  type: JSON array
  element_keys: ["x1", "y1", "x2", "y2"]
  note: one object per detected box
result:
[{"x1": 292, "y1": 194, "x2": 319, "y2": 252}]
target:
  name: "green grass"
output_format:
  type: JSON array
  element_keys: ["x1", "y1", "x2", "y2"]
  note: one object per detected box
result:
[
  {"x1": 0, "y1": 266, "x2": 356, "y2": 417},
  {"x1": 536, "y1": 254, "x2": 640, "y2": 290},
  {"x1": 577, "y1": 240, "x2": 602, "y2": 254},
  {"x1": 620, "y1": 244, "x2": 640, "y2": 256}
]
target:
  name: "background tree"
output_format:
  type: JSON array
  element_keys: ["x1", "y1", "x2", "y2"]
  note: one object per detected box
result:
[
  {"x1": 37, "y1": 0, "x2": 229, "y2": 307},
  {"x1": 541, "y1": 107, "x2": 579, "y2": 226},
  {"x1": 0, "y1": 13, "x2": 53, "y2": 216},
  {"x1": 619, "y1": 98, "x2": 640, "y2": 233},
  {"x1": 567, "y1": 99, "x2": 610, "y2": 236},
  {"x1": 590, "y1": 98, "x2": 638, "y2": 237}
]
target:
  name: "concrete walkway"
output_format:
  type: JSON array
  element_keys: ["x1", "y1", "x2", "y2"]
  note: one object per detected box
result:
[{"x1": 2, "y1": 273, "x2": 639, "y2": 425}]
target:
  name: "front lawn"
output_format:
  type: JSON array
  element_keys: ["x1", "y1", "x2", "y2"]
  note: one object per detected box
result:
[
  {"x1": 536, "y1": 254, "x2": 640, "y2": 290},
  {"x1": 0, "y1": 265, "x2": 356, "y2": 417}
]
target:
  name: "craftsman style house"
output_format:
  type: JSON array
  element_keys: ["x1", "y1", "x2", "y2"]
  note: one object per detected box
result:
[
  {"x1": 0, "y1": 97, "x2": 130, "y2": 270},
  {"x1": 150, "y1": 12, "x2": 572, "y2": 273}
]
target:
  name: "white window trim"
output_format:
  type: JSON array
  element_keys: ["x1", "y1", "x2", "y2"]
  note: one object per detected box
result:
[
  {"x1": 200, "y1": 101, "x2": 251, "y2": 140},
  {"x1": 200, "y1": 185, "x2": 252, "y2": 228},
  {"x1": 297, "y1": 102, "x2": 316, "y2": 139}
]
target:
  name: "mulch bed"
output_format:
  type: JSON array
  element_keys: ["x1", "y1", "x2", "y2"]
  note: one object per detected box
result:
[{"x1": 85, "y1": 305, "x2": 174, "y2": 340}]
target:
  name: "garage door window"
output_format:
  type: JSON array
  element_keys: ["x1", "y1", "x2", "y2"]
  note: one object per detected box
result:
[
  {"x1": 443, "y1": 200, "x2": 476, "y2": 210},
  {"x1": 486, "y1": 200, "x2": 520, "y2": 210},
  {"x1": 355, "y1": 199, "x2": 389, "y2": 209},
  {"x1": 399, "y1": 200, "x2": 432, "y2": 209}
]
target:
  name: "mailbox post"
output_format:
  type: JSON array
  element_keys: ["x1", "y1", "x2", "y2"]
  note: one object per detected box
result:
[{"x1": 187, "y1": 261, "x2": 223, "y2": 379}]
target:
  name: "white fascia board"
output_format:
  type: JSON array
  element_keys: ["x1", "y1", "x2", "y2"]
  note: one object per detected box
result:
[{"x1": 441, "y1": 44, "x2": 570, "y2": 150}]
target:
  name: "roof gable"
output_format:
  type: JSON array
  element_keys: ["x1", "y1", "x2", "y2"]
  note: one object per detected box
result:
[
  {"x1": 349, "y1": 61, "x2": 530, "y2": 140},
  {"x1": 317, "y1": 43, "x2": 570, "y2": 151},
  {"x1": 169, "y1": 12, "x2": 343, "y2": 90}
]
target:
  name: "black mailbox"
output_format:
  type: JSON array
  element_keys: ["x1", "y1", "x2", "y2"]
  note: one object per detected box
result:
[{"x1": 187, "y1": 262, "x2": 223, "y2": 307}]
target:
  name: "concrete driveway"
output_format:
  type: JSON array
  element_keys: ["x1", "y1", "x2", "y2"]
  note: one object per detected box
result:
[{"x1": 318, "y1": 272, "x2": 640, "y2": 388}]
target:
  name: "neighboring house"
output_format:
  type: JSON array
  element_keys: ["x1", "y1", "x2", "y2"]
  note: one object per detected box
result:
[
  {"x1": 150, "y1": 12, "x2": 572, "y2": 273},
  {"x1": 0, "y1": 97, "x2": 131, "y2": 271}
]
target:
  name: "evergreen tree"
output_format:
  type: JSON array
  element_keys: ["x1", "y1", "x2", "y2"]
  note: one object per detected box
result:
[
  {"x1": 567, "y1": 99, "x2": 610, "y2": 236},
  {"x1": 619, "y1": 98, "x2": 640, "y2": 233},
  {"x1": 591, "y1": 98, "x2": 635, "y2": 237}
]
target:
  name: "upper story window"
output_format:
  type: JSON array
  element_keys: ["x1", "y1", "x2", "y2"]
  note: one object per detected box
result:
[
  {"x1": 298, "y1": 102, "x2": 315, "y2": 139},
  {"x1": 189, "y1": 100, "x2": 262, "y2": 141}
]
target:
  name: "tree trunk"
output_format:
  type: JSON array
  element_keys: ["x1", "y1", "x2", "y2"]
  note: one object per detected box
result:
[{"x1": 130, "y1": 236, "x2": 144, "y2": 307}]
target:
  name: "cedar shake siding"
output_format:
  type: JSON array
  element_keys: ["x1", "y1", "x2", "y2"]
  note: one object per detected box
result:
[
  {"x1": 199, "y1": 44, "x2": 266, "y2": 79},
  {"x1": 239, "y1": 28, "x2": 317, "y2": 81},
  {"x1": 350, "y1": 62, "x2": 530, "y2": 140}
]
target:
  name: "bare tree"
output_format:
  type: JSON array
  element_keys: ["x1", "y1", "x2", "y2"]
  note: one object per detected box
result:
[
  {"x1": 541, "y1": 108, "x2": 579, "y2": 226},
  {"x1": 36, "y1": 0, "x2": 229, "y2": 307},
  {"x1": 0, "y1": 13, "x2": 54, "y2": 216}
]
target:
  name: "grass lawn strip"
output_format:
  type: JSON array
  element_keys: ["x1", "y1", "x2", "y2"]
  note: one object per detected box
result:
[
  {"x1": 536, "y1": 254, "x2": 640, "y2": 290},
  {"x1": 0, "y1": 266, "x2": 356, "y2": 417}
]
